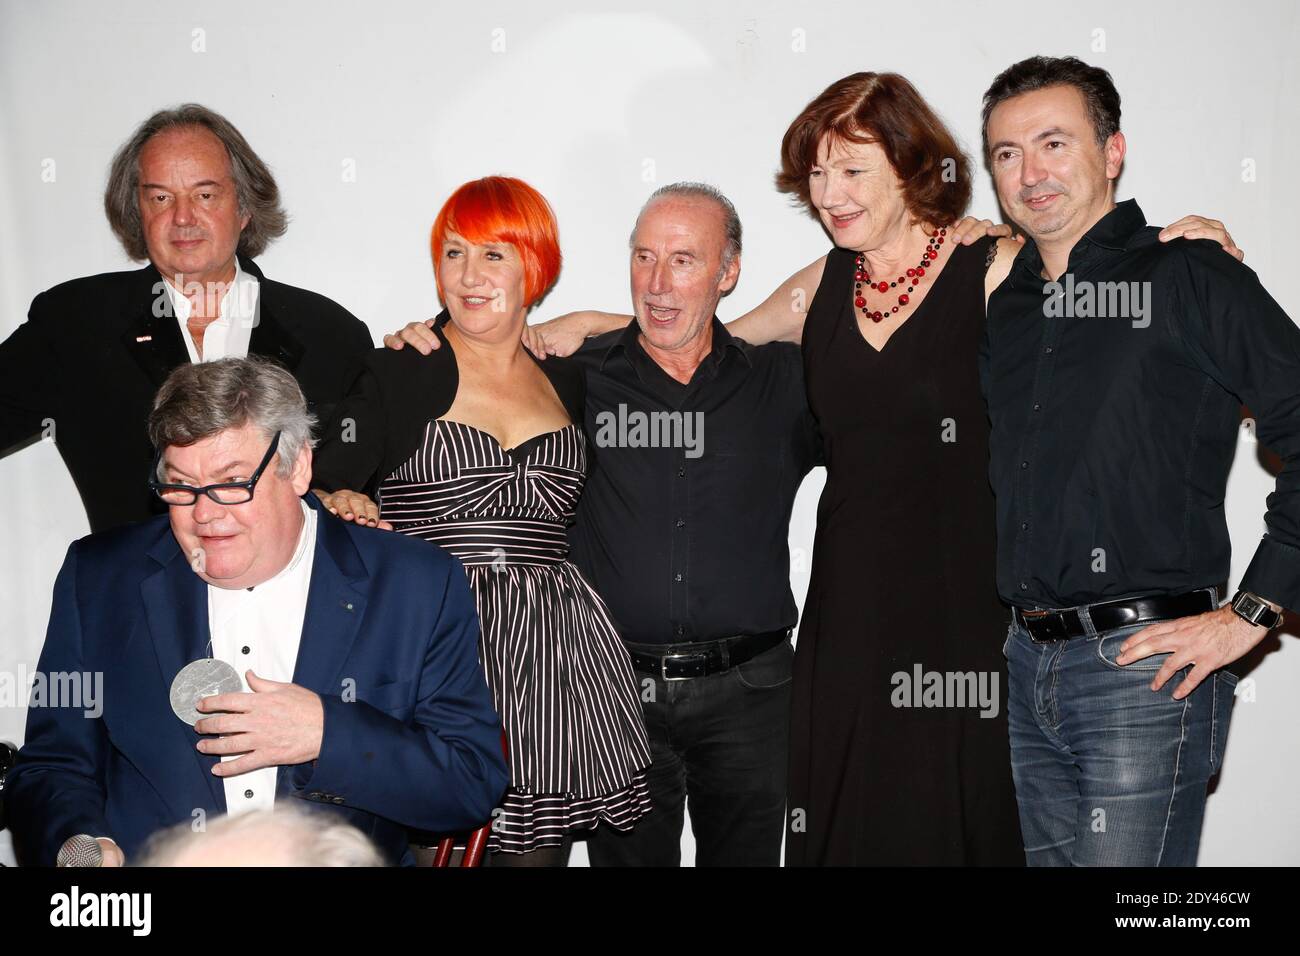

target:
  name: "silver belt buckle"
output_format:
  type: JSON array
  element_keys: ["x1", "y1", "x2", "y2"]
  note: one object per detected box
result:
[{"x1": 661, "y1": 652, "x2": 705, "y2": 682}]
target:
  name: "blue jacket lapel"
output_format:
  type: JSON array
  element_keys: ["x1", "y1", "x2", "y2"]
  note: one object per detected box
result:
[
  {"x1": 291, "y1": 495, "x2": 369, "y2": 696},
  {"x1": 140, "y1": 529, "x2": 228, "y2": 812},
  {"x1": 276, "y1": 497, "x2": 368, "y2": 796}
]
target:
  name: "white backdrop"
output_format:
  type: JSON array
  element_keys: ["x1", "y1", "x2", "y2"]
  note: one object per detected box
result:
[{"x1": 2, "y1": 0, "x2": 1296, "y2": 866}]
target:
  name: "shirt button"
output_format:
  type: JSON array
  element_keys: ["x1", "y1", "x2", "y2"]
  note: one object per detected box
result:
[
  {"x1": 1021, "y1": 522, "x2": 1029, "y2": 530},
  {"x1": 1020, "y1": 461, "x2": 1028, "y2": 469},
  {"x1": 244, "y1": 789, "x2": 254, "y2": 799},
  {"x1": 241, "y1": 646, "x2": 250, "y2": 655},
  {"x1": 675, "y1": 625, "x2": 685, "y2": 636},
  {"x1": 1044, "y1": 346, "x2": 1054, "y2": 354},
  {"x1": 677, "y1": 468, "x2": 685, "y2": 478},
  {"x1": 675, "y1": 519, "x2": 685, "y2": 528},
  {"x1": 674, "y1": 573, "x2": 683, "y2": 582},
  {"x1": 1019, "y1": 582, "x2": 1029, "y2": 591},
  {"x1": 1032, "y1": 403, "x2": 1041, "y2": 412}
]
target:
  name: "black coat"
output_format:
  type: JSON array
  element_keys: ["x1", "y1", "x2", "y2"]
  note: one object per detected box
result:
[{"x1": 0, "y1": 255, "x2": 373, "y2": 532}]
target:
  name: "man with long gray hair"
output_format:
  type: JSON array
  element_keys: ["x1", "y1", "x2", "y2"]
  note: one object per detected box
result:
[
  {"x1": 0, "y1": 104, "x2": 372, "y2": 533},
  {"x1": 6, "y1": 356, "x2": 508, "y2": 866}
]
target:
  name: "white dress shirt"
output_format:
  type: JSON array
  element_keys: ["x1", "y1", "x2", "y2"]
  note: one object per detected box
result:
[
  {"x1": 163, "y1": 258, "x2": 261, "y2": 363},
  {"x1": 207, "y1": 498, "x2": 317, "y2": 814}
]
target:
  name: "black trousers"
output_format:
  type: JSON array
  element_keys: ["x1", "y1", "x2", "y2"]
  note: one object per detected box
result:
[{"x1": 586, "y1": 639, "x2": 792, "y2": 867}]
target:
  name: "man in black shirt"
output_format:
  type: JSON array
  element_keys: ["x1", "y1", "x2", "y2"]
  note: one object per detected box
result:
[
  {"x1": 564, "y1": 185, "x2": 820, "y2": 866},
  {"x1": 981, "y1": 57, "x2": 1300, "y2": 865}
]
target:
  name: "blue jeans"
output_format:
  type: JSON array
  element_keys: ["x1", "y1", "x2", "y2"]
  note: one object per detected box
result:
[{"x1": 1004, "y1": 610, "x2": 1238, "y2": 866}]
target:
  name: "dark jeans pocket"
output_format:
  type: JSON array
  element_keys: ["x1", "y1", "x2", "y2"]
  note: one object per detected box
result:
[
  {"x1": 1210, "y1": 670, "x2": 1239, "y2": 776},
  {"x1": 734, "y1": 640, "x2": 794, "y2": 690}
]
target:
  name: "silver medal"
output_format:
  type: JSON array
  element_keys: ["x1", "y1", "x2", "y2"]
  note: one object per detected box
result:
[{"x1": 169, "y1": 658, "x2": 243, "y2": 725}]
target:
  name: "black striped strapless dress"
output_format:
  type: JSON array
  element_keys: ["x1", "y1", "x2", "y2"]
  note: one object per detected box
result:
[{"x1": 378, "y1": 418, "x2": 652, "y2": 852}]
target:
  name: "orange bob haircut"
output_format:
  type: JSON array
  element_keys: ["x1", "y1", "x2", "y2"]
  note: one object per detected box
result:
[{"x1": 430, "y1": 176, "x2": 562, "y2": 308}]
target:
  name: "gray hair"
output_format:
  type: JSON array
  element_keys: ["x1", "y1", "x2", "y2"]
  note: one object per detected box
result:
[
  {"x1": 136, "y1": 805, "x2": 385, "y2": 867},
  {"x1": 148, "y1": 356, "x2": 316, "y2": 480},
  {"x1": 630, "y1": 181, "x2": 743, "y2": 274},
  {"x1": 105, "y1": 103, "x2": 288, "y2": 261}
]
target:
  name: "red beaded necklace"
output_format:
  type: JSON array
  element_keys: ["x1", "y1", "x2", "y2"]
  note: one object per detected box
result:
[{"x1": 853, "y1": 227, "x2": 946, "y2": 323}]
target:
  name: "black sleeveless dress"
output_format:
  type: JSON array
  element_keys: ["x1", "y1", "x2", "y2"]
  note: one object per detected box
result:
[{"x1": 786, "y1": 236, "x2": 1023, "y2": 865}]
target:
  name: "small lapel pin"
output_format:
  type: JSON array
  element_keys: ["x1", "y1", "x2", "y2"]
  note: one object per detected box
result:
[{"x1": 135, "y1": 335, "x2": 153, "y2": 343}]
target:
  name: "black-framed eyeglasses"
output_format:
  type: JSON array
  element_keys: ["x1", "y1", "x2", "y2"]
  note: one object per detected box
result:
[{"x1": 149, "y1": 431, "x2": 282, "y2": 506}]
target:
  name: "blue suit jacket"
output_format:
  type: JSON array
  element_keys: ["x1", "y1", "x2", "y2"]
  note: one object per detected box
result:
[{"x1": 7, "y1": 493, "x2": 509, "y2": 865}]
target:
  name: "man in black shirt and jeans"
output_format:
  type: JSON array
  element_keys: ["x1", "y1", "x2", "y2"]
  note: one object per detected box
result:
[
  {"x1": 565, "y1": 184, "x2": 820, "y2": 866},
  {"x1": 981, "y1": 57, "x2": 1300, "y2": 865}
]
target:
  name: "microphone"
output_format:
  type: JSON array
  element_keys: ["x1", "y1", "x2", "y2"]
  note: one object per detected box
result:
[{"x1": 56, "y1": 834, "x2": 104, "y2": 867}]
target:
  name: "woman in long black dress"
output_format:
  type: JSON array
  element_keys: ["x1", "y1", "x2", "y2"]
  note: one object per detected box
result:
[
  {"x1": 785, "y1": 230, "x2": 1017, "y2": 864},
  {"x1": 741, "y1": 73, "x2": 1025, "y2": 864}
]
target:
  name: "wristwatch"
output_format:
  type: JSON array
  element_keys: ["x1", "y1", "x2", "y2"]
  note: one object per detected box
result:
[{"x1": 1230, "y1": 590, "x2": 1283, "y2": 629}]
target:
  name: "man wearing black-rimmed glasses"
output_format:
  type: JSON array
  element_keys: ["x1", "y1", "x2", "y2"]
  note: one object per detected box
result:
[{"x1": 6, "y1": 356, "x2": 507, "y2": 866}]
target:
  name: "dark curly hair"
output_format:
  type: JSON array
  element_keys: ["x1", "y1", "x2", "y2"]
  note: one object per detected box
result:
[{"x1": 981, "y1": 55, "x2": 1122, "y2": 164}]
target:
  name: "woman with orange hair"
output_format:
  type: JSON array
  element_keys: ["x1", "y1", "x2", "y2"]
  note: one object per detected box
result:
[{"x1": 311, "y1": 176, "x2": 651, "y2": 865}]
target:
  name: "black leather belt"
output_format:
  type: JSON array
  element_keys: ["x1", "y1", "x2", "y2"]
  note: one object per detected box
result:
[
  {"x1": 626, "y1": 630, "x2": 791, "y2": 681},
  {"x1": 1012, "y1": 588, "x2": 1219, "y2": 643}
]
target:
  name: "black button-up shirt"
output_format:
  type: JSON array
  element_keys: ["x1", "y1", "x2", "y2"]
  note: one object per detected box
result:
[
  {"x1": 982, "y1": 199, "x2": 1300, "y2": 611},
  {"x1": 568, "y1": 317, "x2": 822, "y2": 644}
]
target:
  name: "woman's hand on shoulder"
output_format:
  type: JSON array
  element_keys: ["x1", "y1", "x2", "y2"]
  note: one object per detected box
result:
[
  {"x1": 312, "y1": 488, "x2": 392, "y2": 530},
  {"x1": 950, "y1": 216, "x2": 1024, "y2": 245},
  {"x1": 1159, "y1": 215, "x2": 1244, "y2": 262},
  {"x1": 383, "y1": 318, "x2": 441, "y2": 355}
]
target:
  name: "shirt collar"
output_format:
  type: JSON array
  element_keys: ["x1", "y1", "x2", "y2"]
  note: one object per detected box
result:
[
  {"x1": 162, "y1": 257, "x2": 256, "y2": 323},
  {"x1": 598, "y1": 315, "x2": 752, "y2": 377},
  {"x1": 1017, "y1": 198, "x2": 1148, "y2": 279}
]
